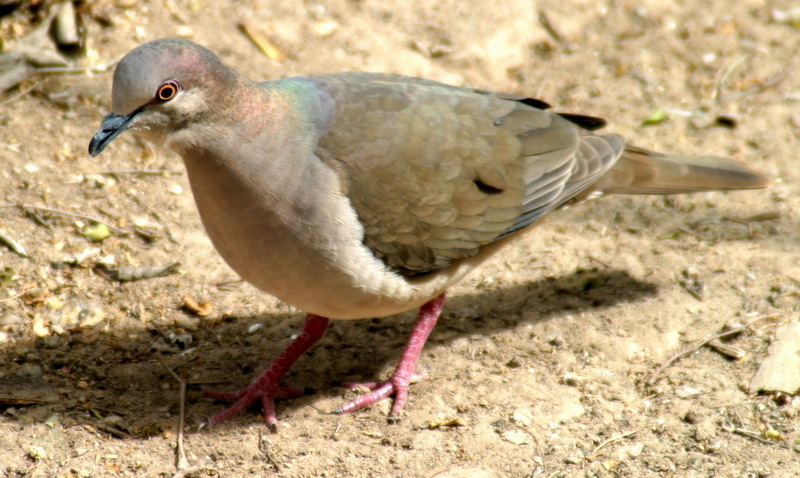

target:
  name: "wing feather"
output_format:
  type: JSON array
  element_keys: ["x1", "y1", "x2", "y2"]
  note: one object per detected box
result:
[{"x1": 309, "y1": 73, "x2": 623, "y2": 275}]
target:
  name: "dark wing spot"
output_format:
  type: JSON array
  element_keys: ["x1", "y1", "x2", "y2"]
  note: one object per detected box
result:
[
  {"x1": 519, "y1": 97, "x2": 551, "y2": 110},
  {"x1": 474, "y1": 179, "x2": 504, "y2": 195},
  {"x1": 713, "y1": 115, "x2": 737, "y2": 128},
  {"x1": 472, "y1": 89, "x2": 551, "y2": 110},
  {"x1": 558, "y1": 114, "x2": 607, "y2": 131}
]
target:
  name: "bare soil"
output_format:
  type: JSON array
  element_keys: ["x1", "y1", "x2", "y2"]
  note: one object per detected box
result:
[{"x1": 1, "y1": 0, "x2": 799, "y2": 476}]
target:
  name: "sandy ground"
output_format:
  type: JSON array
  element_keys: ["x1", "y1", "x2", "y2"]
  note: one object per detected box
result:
[{"x1": 1, "y1": 0, "x2": 799, "y2": 476}]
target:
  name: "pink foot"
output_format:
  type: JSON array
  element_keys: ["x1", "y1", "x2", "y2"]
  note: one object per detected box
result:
[
  {"x1": 333, "y1": 294, "x2": 445, "y2": 421},
  {"x1": 201, "y1": 314, "x2": 329, "y2": 432}
]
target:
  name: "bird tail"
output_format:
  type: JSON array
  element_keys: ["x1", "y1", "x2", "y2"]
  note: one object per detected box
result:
[{"x1": 593, "y1": 145, "x2": 770, "y2": 195}]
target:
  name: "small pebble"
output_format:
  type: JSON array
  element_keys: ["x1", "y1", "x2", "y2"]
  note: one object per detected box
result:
[
  {"x1": 15, "y1": 364, "x2": 43, "y2": 380},
  {"x1": 511, "y1": 408, "x2": 533, "y2": 427},
  {"x1": 27, "y1": 446, "x2": 47, "y2": 461},
  {"x1": 501, "y1": 430, "x2": 532, "y2": 445}
]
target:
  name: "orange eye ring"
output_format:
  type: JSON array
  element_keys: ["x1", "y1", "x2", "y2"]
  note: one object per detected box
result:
[{"x1": 155, "y1": 80, "x2": 180, "y2": 102}]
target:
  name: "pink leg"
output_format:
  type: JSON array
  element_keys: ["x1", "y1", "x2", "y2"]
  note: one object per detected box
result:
[
  {"x1": 202, "y1": 314, "x2": 329, "y2": 432},
  {"x1": 334, "y1": 294, "x2": 445, "y2": 421}
]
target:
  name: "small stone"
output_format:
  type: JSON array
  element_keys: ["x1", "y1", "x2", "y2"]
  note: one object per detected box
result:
[
  {"x1": 81, "y1": 222, "x2": 111, "y2": 242},
  {"x1": 174, "y1": 315, "x2": 200, "y2": 331},
  {"x1": 176, "y1": 26, "x2": 194, "y2": 38},
  {"x1": 27, "y1": 446, "x2": 47, "y2": 461},
  {"x1": 694, "y1": 418, "x2": 717, "y2": 442},
  {"x1": 103, "y1": 415, "x2": 126, "y2": 427},
  {"x1": 15, "y1": 363, "x2": 43, "y2": 380},
  {"x1": 683, "y1": 411, "x2": 698, "y2": 424},
  {"x1": 676, "y1": 386, "x2": 702, "y2": 398},
  {"x1": 617, "y1": 443, "x2": 644, "y2": 460},
  {"x1": 78, "y1": 303, "x2": 105, "y2": 328},
  {"x1": 511, "y1": 408, "x2": 534, "y2": 427},
  {"x1": 431, "y1": 468, "x2": 499, "y2": 478},
  {"x1": 311, "y1": 20, "x2": 339, "y2": 37},
  {"x1": 562, "y1": 372, "x2": 584, "y2": 386},
  {"x1": 44, "y1": 413, "x2": 61, "y2": 428},
  {"x1": 505, "y1": 356, "x2": 524, "y2": 368},
  {"x1": 0, "y1": 312, "x2": 24, "y2": 326},
  {"x1": 546, "y1": 332, "x2": 565, "y2": 347},
  {"x1": 500, "y1": 430, "x2": 532, "y2": 445}
]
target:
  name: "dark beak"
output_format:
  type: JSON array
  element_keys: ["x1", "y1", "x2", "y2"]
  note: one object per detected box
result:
[{"x1": 88, "y1": 111, "x2": 139, "y2": 157}]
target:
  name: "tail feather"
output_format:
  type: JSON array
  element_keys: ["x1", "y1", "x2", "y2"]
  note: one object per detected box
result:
[{"x1": 595, "y1": 145, "x2": 770, "y2": 195}]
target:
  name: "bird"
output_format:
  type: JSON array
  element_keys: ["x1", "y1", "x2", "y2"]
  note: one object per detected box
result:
[{"x1": 88, "y1": 38, "x2": 769, "y2": 431}]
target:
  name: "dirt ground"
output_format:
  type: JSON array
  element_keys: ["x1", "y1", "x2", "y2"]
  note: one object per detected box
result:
[{"x1": 1, "y1": 0, "x2": 799, "y2": 476}]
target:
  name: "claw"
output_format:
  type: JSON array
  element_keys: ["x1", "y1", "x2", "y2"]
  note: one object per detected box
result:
[
  {"x1": 332, "y1": 294, "x2": 445, "y2": 420},
  {"x1": 201, "y1": 315, "x2": 329, "y2": 430}
]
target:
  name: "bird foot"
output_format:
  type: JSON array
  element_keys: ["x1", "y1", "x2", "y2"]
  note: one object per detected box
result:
[
  {"x1": 200, "y1": 295, "x2": 444, "y2": 429},
  {"x1": 199, "y1": 314, "x2": 330, "y2": 432},
  {"x1": 203, "y1": 384, "x2": 306, "y2": 432},
  {"x1": 334, "y1": 371, "x2": 427, "y2": 421},
  {"x1": 331, "y1": 294, "x2": 445, "y2": 421}
]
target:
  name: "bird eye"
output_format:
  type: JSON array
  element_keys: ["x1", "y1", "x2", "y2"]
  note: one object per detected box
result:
[{"x1": 155, "y1": 80, "x2": 180, "y2": 102}]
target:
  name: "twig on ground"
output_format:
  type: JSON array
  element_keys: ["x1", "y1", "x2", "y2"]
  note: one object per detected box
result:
[
  {"x1": 2, "y1": 203, "x2": 130, "y2": 235},
  {"x1": 646, "y1": 316, "x2": 774, "y2": 386},
  {"x1": 647, "y1": 327, "x2": 742, "y2": 386},
  {"x1": 258, "y1": 429, "x2": 281, "y2": 472},
  {"x1": 93, "y1": 423, "x2": 131, "y2": 439},
  {"x1": 706, "y1": 339, "x2": 746, "y2": 360},
  {"x1": 711, "y1": 54, "x2": 750, "y2": 102},
  {"x1": 33, "y1": 54, "x2": 125, "y2": 76},
  {"x1": 0, "y1": 80, "x2": 42, "y2": 107},
  {"x1": 158, "y1": 358, "x2": 205, "y2": 477},
  {"x1": 0, "y1": 228, "x2": 29, "y2": 257},
  {"x1": 722, "y1": 422, "x2": 791, "y2": 449},
  {"x1": 586, "y1": 430, "x2": 638, "y2": 461},
  {"x1": 538, "y1": 10, "x2": 565, "y2": 44},
  {"x1": 123, "y1": 189, "x2": 179, "y2": 244},
  {"x1": 91, "y1": 169, "x2": 183, "y2": 176},
  {"x1": 0, "y1": 292, "x2": 25, "y2": 303}
]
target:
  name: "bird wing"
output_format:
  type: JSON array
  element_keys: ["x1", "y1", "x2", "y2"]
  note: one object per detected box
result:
[{"x1": 306, "y1": 73, "x2": 624, "y2": 276}]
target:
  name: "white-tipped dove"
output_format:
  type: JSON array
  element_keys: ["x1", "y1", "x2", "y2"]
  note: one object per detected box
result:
[{"x1": 89, "y1": 38, "x2": 769, "y2": 431}]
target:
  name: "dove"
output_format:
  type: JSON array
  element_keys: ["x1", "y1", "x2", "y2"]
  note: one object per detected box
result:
[{"x1": 88, "y1": 38, "x2": 768, "y2": 431}]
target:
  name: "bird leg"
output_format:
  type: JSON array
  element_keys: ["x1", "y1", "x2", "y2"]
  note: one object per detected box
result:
[
  {"x1": 203, "y1": 294, "x2": 445, "y2": 429},
  {"x1": 334, "y1": 293, "x2": 445, "y2": 421},
  {"x1": 202, "y1": 314, "x2": 330, "y2": 432}
]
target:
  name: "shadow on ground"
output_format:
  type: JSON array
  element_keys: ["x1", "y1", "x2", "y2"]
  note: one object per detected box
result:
[{"x1": 1, "y1": 267, "x2": 657, "y2": 436}]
